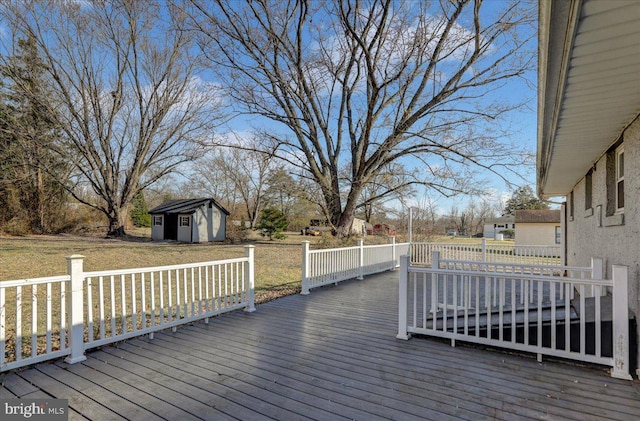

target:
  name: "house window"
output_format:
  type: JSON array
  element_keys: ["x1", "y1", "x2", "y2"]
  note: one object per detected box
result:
[
  {"x1": 179, "y1": 216, "x2": 190, "y2": 227},
  {"x1": 555, "y1": 226, "x2": 561, "y2": 244},
  {"x1": 616, "y1": 146, "x2": 624, "y2": 212},
  {"x1": 585, "y1": 171, "x2": 592, "y2": 210},
  {"x1": 153, "y1": 216, "x2": 163, "y2": 226}
]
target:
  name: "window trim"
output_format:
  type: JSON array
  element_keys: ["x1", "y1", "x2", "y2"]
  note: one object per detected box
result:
[
  {"x1": 179, "y1": 215, "x2": 191, "y2": 227},
  {"x1": 615, "y1": 146, "x2": 624, "y2": 213},
  {"x1": 153, "y1": 215, "x2": 163, "y2": 226}
]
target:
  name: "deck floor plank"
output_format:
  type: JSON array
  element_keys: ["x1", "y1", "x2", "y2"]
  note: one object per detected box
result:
[
  {"x1": 16, "y1": 365, "x2": 128, "y2": 420},
  {"x1": 214, "y1": 301, "x2": 637, "y2": 414},
  {"x1": 0, "y1": 271, "x2": 639, "y2": 420}
]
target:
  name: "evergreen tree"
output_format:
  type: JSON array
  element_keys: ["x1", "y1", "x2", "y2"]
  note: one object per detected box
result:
[
  {"x1": 257, "y1": 208, "x2": 288, "y2": 240},
  {"x1": 0, "y1": 35, "x2": 69, "y2": 233},
  {"x1": 130, "y1": 193, "x2": 151, "y2": 227},
  {"x1": 503, "y1": 186, "x2": 549, "y2": 215}
]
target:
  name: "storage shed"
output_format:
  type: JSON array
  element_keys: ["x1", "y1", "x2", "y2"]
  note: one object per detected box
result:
[{"x1": 149, "y1": 198, "x2": 230, "y2": 243}]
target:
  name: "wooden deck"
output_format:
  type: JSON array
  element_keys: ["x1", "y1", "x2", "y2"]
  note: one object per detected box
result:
[{"x1": 1, "y1": 271, "x2": 639, "y2": 420}]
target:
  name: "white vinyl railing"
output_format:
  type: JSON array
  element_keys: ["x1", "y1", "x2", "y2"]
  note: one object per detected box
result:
[
  {"x1": 397, "y1": 253, "x2": 632, "y2": 380},
  {"x1": 0, "y1": 247, "x2": 255, "y2": 372},
  {"x1": 301, "y1": 238, "x2": 409, "y2": 294},
  {"x1": 411, "y1": 239, "x2": 562, "y2": 266}
]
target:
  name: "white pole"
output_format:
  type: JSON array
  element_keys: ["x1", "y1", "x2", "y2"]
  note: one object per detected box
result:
[
  {"x1": 611, "y1": 265, "x2": 632, "y2": 380},
  {"x1": 244, "y1": 246, "x2": 256, "y2": 312},
  {"x1": 65, "y1": 254, "x2": 87, "y2": 365},
  {"x1": 396, "y1": 254, "x2": 410, "y2": 340},
  {"x1": 301, "y1": 241, "x2": 311, "y2": 295}
]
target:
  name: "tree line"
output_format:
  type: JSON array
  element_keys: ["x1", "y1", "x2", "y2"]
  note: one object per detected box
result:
[{"x1": 0, "y1": 0, "x2": 536, "y2": 238}]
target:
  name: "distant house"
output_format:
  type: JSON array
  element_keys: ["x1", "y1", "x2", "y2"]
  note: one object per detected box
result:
[
  {"x1": 537, "y1": 0, "x2": 640, "y2": 376},
  {"x1": 351, "y1": 218, "x2": 372, "y2": 236},
  {"x1": 483, "y1": 215, "x2": 515, "y2": 239},
  {"x1": 514, "y1": 210, "x2": 561, "y2": 246},
  {"x1": 149, "y1": 198, "x2": 230, "y2": 243},
  {"x1": 373, "y1": 223, "x2": 397, "y2": 236}
]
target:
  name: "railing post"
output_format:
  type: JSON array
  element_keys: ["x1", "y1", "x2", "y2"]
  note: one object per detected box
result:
[
  {"x1": 432, "y1": 250, "x2": 440, "y2": 269},
  {"x1": 357, "y1": 238, "x2": 364, "y2": 280},
  {"x1": 390, "y1": 236, "x2": 396, "y2": 271},
  {"x1": 244, "y1": 246, "x2": 256, "y2": 312},
  {"x1": 611, "y1": 265, "x2": 632, "y2": 380},
  {"x1": 301, "y1": 241, "x2": 311, "y2": 295},
  {"x1": 65, "y1": 254, "x2": 87, "y2": 365},
  {"x1": 396, "y1": 254, "x2": 410, "y2": 340},
  {"x1": 481, "y1": 238, "x2": 487, "y2": 262},
  {"x1": 590, "y1": 257, "x2": 603, "y2": 297}
]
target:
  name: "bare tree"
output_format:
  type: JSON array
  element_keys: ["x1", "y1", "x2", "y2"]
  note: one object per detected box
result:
[
  {"x1": 188, "y1": 0, "x2": 535, "y2": 237},
  {"x1": 359, "y1": 163, "x2": 416, "y2": 223},
  {"x1": 2, "y1": 1, "x2": 221, "y2": 236},
  {"x1": 190, "y1": 141, "x2": 275, "y2": 228}
]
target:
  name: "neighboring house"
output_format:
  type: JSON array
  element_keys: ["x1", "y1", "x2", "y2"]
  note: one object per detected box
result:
[
  {"x1": 514, "y1": 209, "x2": 561, "y2": 246},
  {"x1": 350, "y1": 218, "x2": 372, "y2": 236},
  {"x1": 483, "y1": 215, "x2": 515, "y2": 239},
  {"x1": 537, "y1": 0, "x2": 640, "y2": 376},
  {"x1": 149, "y1": 198, "x2": 230, "y2": 243}
]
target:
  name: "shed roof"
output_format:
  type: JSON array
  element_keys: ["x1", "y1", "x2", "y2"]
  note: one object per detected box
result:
[
  {"x1": 515, "y1": 209, "x2": 561, "y2": 224},
  {"x1": 486, "y1": 215, "x2": 515, "y2": 224},
  {"x1": 149, "y1": 198, "x2": 230, "y2": 216}
]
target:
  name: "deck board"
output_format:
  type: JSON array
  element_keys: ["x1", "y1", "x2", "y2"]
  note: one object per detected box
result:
[{"x1": 1, "y1": 271, "x2": 639, "y2": 420}]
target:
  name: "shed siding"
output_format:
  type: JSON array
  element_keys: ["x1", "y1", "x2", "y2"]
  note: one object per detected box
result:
[{"x1": 565, "y1": 115, "x2": 640, "y2": 372}]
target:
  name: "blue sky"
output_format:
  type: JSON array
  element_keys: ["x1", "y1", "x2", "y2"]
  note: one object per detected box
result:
[{"x1": 214, "y1": 0, "x2": 540, "y2": 217}]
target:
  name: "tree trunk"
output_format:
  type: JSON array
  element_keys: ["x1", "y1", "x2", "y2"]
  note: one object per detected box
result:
[{"x1": 105, "y1": 207, "x2": 128, "y2": 238}]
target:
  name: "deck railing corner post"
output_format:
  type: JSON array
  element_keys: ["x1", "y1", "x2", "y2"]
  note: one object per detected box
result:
[
  {"x1": 611, "y1": 264, "x2": 632, "y2": 380},
  {"x1": 244, "y1": 245, "x2": 256, "y2": 312},
  {"x1": 481, "y1": 238, "x2": 487, "y2": 262},
  {"x1": 396, "y1": 254, "x2": 411, "y2": 340},
  {"x1": 301, "y1": 241, "x2": 311, "y2": 295},
  {"x1": 357, "y1": 238, "x2": 364, "y2": 280},
  {"x1": 390, "y1": 236, "x2": 397, "y2": 271},
  {"x1": 65, "y1": 254, "x2": 87, "y2": 365},
  {"x1": 432, "y1": 250, "x2": 440, "y2": 269}
]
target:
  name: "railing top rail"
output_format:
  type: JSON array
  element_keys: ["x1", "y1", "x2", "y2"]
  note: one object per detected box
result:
[
  {"x1": 308, "y1": 245, "x2": 360, "y2": 254},
  {"x1": 0, "y1": 275, "x2": 70, "y2": 288},
  {"x1": 437, "y1": 258, "x2": 589, "y2": 272},
  {"x1": 411, "y1": 242, "x2": 560, "y2": 248},
  {"x1": 84, "y1": 257, "x2": 250, "y2": 278},
  {"x1": 406, "y1": 266, "x2": 612, "y2": 286}
]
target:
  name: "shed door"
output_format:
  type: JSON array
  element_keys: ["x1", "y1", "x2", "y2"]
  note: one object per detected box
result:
[{"x1": 164, "y1": 214, "x2": 178, "y2": 240}]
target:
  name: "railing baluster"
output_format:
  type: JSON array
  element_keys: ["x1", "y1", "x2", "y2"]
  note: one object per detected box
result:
[
  {"x1": 99, "y1": 277, "x2": 105, "y2": 340},
  {"x1": 46, "y1": 283, "x2": 52, "y2": 353},
  {"x1": 110, "y1": 276, "x2": 116, "y2": 337},
  {"x1": 87, "y1": 278, "x2": 93, "y2": 342},
  {"x1": 0, "y1": 287, "x2": 5, "y2": 366},
  {"x1": 16, "y1": 286, "x2": 22, "y2": 361},
  {"x1": 31, "y1": 284, "x2": 37, "y2": 358}
]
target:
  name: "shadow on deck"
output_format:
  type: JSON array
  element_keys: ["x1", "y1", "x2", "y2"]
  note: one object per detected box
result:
[{"x1": 1, "y1": 271, "x2": 639, "y2": 420}]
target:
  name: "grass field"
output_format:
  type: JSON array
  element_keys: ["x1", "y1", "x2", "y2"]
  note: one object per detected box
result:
[{"x1": 0, "y1": 229, "x2": 400, "y2": 303}]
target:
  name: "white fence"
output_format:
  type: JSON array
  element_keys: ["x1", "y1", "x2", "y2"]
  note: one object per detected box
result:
[
  {"x1": 0, "y1": 247, "x2": 255, "y2": 372},
  {"x1": 397, "y1": 253, "x2": 632, "y2": 380},
  {"x1": 301, "y1": 238, "x2": 409, "y2": 294},
  {"x1": 411, "y1": 239, "x2": 562, "y2": 266}
]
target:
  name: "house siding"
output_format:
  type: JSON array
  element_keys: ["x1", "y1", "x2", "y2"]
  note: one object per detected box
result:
[
  {"x1": 565, "y1": 116, "x2": 640, "y2": 370},
  {"x1": 515, "y1": 222, "x2": 559, "y2": 246}
]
